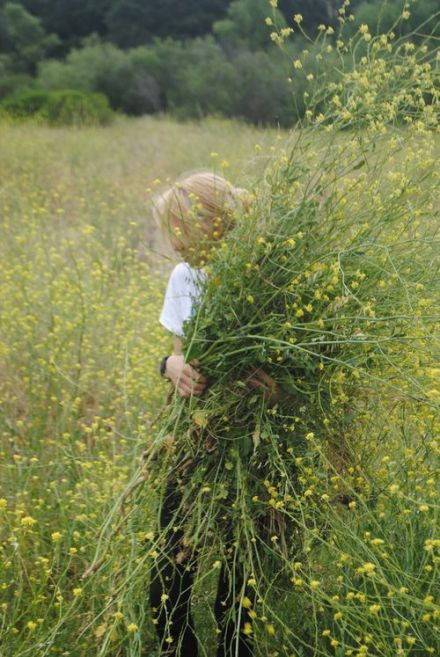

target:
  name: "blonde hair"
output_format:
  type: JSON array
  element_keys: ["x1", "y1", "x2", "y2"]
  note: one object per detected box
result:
[{"x1": 153, "y1": 171, "x2": 250, "y2": 266}]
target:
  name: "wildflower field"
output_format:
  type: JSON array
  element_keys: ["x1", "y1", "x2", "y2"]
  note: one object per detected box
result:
[
  {"x1": 1, "y1": 112, "x2": 439, "y2": 656},
  {"x1": 0, "y1": 116, "x2": 289, "y2": 655},
  {"x1": 1, "y1": 11, "x2": 440, "y2": 657}
]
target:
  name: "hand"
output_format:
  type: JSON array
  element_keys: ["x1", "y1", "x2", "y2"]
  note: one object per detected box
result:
[
  {"x1": 246, "y1": 368, "x2": 281, "y2": 404},
  {"x1": 165, "y1": 355, "x2": 208, "y2": 398}
]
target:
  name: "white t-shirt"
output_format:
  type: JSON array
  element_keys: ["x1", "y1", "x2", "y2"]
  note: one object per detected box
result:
[{"x1": 159, "y1": 262, "x2": 206, "y2": 336}]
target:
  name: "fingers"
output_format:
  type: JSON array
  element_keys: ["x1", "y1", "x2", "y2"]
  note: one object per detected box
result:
[
  {"x1": 176, "y1": 365, "x2": 207, "y2": 398},
  {"x1": 188, "y1": 361, "x2": 207, "y2": 384},
  {"x1": 177, "y1": 381, "x2": 206, "y2": 397},
  {"x1": 166, "y1": 355, "x2": 207, "y2": 398},
  {"x1": 247, "y1": 371, "x2": 272, "y2": 391},
  {"x1": 251, "y1": 368, "x2": 275, "y2": 387},
  {"x1": 246, "y1": 369, "x2": 281, "y2": 405}
]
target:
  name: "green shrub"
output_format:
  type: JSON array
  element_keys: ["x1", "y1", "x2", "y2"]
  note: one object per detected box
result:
[
  {"x1": 40, "y1": 90, "x2": 113, "y2": 126},
  {"x1": 1, "y1": 89, "x2": 50, "y2": 117},
  {"x1": 1, "y1": 89, "x2": 113, "y2": 125},
  {"x1": 38, "y1": 40, "x2": 136, "y2": 111},
  {"x1": 0, "y1": 74, "x2": 36, "y2": 100}
]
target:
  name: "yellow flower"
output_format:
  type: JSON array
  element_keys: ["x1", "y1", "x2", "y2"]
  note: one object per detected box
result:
[
  {"x1": 357, "y1": 562, "x2": 375, "y2": 575},
  {"x1": 0, "y1": 498, "x2": 7, "y2": 509},
  {"x1": 241, "y1": 596, "x2": 252, "y2": 609},
  {"x1": 291, "y1": 577, "x2": 303, "y2": 587},
  {"x1": 127, "y1": 623, "x2": 138, "y2": 633},
  {"x1": 369, "y1": 604, "x2": 381, "y2": 614},
  {"x1": 27, "y1": 621, "x2": 37, "y2": 631},
  {"x1": 242, "y1": 622, "x2": 253, "y2": 635},
  {"x1": 21, "y1": 515, "x2": 36, "y2": 527},
  {"x1": 294, "y1": 14, "x2": 303, "y2": 24},
  {"x1": 72, "y1": 588, "x2": 82, "y2": 597},
  {"x1": 51, "y1": 531, "x2": 62, "y2": 542}
]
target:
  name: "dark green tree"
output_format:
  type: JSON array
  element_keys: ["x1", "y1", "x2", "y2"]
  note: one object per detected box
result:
[
  {"x1": 213, "y1": 0, "x2": 287, "y2": 50},
  {"x1": 0, "y1": 2, "x2": 59, "y2": 72},
  {"x1": 348, "y1": 0, "x2": 440, "y2": 39},
  {"x1": 278, "y1": 0, "x2": 339, "y2": 32},
  {"x1": 105, "y1": 0, "x2": 231, "y2": 48},
  {"x1": 8, "y1": 0, "x2": 111, "y2": 52}
]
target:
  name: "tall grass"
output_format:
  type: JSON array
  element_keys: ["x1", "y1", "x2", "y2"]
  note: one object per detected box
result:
[
  {"x1": 0, "y1": 115, "x2": 287, "y2": 655},
  {"x1": 87, "y1": 8, "x2": 440, "y2": 657},
  {"x1": 1, "y1": 7, "x2": 439, "y2": 655}
]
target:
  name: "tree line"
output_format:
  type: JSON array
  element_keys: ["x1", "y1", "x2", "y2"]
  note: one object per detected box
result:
[{"x1": 0, "y1": 0, "x2": 438, "y2": 126}]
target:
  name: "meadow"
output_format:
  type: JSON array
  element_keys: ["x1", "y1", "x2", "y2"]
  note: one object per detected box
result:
[
  {"x1": 0, "y1": 114, "x2": 439, "y2": 657},
  {"x1": 0, "y1": 115, "x2": 288, "y2": 655}
]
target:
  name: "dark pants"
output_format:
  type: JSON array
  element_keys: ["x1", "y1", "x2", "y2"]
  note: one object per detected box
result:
[{"x1": 149, "y1": 478, "x2": 254, "y2": 657}]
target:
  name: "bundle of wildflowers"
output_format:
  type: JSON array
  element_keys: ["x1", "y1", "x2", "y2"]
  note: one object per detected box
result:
[{"x1": 85, "y1": 9, "x2": 440, "y2": 657}]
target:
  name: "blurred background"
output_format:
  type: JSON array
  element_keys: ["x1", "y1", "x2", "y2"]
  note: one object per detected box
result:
[{"x1": 0, "y1": 0, "x2": 438, "y2": 127}]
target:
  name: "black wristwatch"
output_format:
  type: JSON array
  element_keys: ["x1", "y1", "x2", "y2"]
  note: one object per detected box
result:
[{"x1": 159, "y1": 355, "x2": 170, "y2": 377}]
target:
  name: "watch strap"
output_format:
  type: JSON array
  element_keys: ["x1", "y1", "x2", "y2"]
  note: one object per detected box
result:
[{"x1": 159, "y1": 355, "x2": 170, "y2": 377}]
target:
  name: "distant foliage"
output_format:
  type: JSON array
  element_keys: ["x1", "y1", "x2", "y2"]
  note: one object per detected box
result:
[
  {"x1": 1, "y1": 0, "x2": 439, "y2": 126},
  {"x1": 105, "y1": 0, "x2": 231, "y2": 47},
  {"x1": 349, "y1": 0, "x2": 440, "y2": 39},
  {"x1": 37, "y1": 38, "x2": 299, "y2": 125},
  {"x1": 1, "y1": 89, "x2": 113, "y2": 125},
  {"x1": 213, "y1": 0, "x2": 286, "y2": 50},
  {"x1": 40, "y1": 90, "x2": 113, "y2": 126},
  {"x1": 0, "y1": 2, "x2": 59, "y2": 73},
  {"x1": 0, "y1": 73, "x2": 35, "y2": 100},
  {"x1": 1, "y1": 89, "x2": 50, "y2": 117}
]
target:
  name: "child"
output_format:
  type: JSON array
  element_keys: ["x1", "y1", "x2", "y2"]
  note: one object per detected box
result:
[{"x1": 151, "y1": 171, "x2": 275, "y2": 657}]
